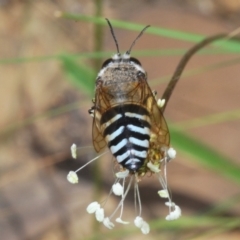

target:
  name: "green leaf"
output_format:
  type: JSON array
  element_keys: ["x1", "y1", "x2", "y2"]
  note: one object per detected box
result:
[
  {"x1": 170, "y1": 127, "x2": 240, "y2": 184},
  {"x1": 60, "y1": 54, "x2": 95, "y2": 95}
]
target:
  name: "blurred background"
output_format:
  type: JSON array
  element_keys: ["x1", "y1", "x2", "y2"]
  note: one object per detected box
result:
[{"x1": 1, "y1": 0, "x2": 240, "y2": 239}]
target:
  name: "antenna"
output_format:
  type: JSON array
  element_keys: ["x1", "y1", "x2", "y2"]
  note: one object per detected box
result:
[
  {"x1": 105, "y1": 18, "x2": 120, "y2": 54},
  {"x1": 127, "y1": 25, "x2": 150, "y2": 55}
]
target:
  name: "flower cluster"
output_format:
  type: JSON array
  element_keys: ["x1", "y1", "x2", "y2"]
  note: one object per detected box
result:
[
  {"x1": 67, "y1": 142, "x2": 181, "y2": 234},
  {"x1": 84, "y1": 169, "x2": 151, "y2": 234}
]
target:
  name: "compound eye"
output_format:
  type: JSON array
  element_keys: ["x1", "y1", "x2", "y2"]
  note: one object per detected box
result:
[
  {"x1": 137, "y1": 71, "x2": 145, "y2": 78},
  {"x1": 130, "y1": 57, "x2": 141, "y2": 66},
  {"x1": 101, "y1": 58, "x2": 113, "y2": 68}
]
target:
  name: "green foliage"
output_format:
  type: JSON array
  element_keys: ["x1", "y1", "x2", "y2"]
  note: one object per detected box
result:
[
  {"x1": 60, "y1": 54, "x2": 95, "y2": 95},
  {"x1": 61, "y1": 13, "x2": 240, "y2": 52},
  {"x1": 170, "y1": 127, "x2": 240, "y2": 184}
]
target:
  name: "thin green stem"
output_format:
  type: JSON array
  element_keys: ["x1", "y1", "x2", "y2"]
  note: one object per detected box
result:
[
  {"x1": 92, "y1": 0, "x2": 104, "y2": 233},
  {"x1": 0, "y1": 48, "x2": 236, "y2": 65},
  {"x1": 172, "y1": 108, "x2": 240, "y2": 130},
  {"x1": 0, "y1": 100, "x2": 85, "y2": 138}
]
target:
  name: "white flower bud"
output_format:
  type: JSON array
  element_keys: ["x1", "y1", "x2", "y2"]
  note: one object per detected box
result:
[
  {"x1": 67, "y1": 171, "x2": 78, "y2": 184},
  {"x1": 166, "y1": 205, "x2": 181, "y2": 221},
  {"x1": 141, "y1": 221, "x2": 150, "y2": 234},
  {"x1": 167, "y1": 148, "x2": 176, "y2": 160},
  {"x1": 112, "y1": 183, "x2": 123, "y2": 196},
  {"x1": 116, "y1": 218, "x2": 129, "y2": 224},
  {"x1": 95, "y1": 208, "x2": 104, "y2": 222},
  {"x1": 71, "y1": 143, "x2": 77, "y2": 159},
  {"x1": 158, "y1": 189, "x2": 169, "y2": 198},
  {"x1": 147, "y1": 162, "x2": 160, "y2": 173},
  {"x1": 86, "y1": 201, "x2": 100, "y2": 214},
  {"x1": 157, "y1": 99, "x2": 165, "y2": 108},
  {"x1": 103, "y1": 217, "x2": 115, "y2": 229},
  {"x1": 134, "y1": 216, "x2": 144, "y2": 228},
  {"x1": 115, "y1": 169, "x2": 129, "y2": 178}
]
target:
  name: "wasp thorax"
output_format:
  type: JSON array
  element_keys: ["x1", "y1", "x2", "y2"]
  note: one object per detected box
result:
[{"x1": 96, "y1": 54, "x2": 146, "y2": 101}]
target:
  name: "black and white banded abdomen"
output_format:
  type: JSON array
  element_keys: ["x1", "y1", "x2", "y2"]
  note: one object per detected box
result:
[{"x1": 100, "y1": 104, "x2": 151, "y2": 172}]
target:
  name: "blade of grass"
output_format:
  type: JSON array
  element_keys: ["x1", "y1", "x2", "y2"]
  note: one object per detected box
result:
[
  {"x1": 60, "y1": 54, "x2": 95, "y2": 94},
  {"x1": 92, "y1": 0, "x2": 104, "y2": 232},
  {"x1": 86, "y1": 216, "x2": 240, "y2": 239},
  {"x1": 0, "y1": 48, "x2": 236, "y2": 65},
  {"x1": 151, "y1": 216, "x2": 240, "y2": 230},
  {"x1": 173, "y1": 109, "x2": 240, "y2": 130},
  {"x1": 204, "y1": 193, "x2": 240, "y2": 216},
  {"x1": 59, "y1": 14, "x2": 240, "y2": 52},
  {"x1": 188, "y1": 219, "x2": 240, "y2": 240},
  {"x1": 0, "y1": 100, "x2": 88, "y2": 138},
  {"x1": 170, "y1": 127, "x2": 240, "y2": 184}
]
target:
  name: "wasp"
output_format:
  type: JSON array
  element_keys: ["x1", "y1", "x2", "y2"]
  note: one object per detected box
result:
[{"x1": 89, "y1": 19, "x2": 170, "y2": 175}]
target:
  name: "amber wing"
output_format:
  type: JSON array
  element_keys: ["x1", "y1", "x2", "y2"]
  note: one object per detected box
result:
[
  {"x1": 91, "y1": 86, "x2": 112, "y2": 153},
  {"x1": 140, "y1": 77, "x2": 170, "y2": 148}
]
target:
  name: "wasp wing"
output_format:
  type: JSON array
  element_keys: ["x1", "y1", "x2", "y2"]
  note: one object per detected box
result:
[
  {"x1": 139, "y1": 76, "x2": 170, "y2": 148},
  {"x1": 92, "y1": 119, "x2": 107, "y2": 152},
  {"x1": 91, "y1": 86, "x2": 112, "y2": 153}
]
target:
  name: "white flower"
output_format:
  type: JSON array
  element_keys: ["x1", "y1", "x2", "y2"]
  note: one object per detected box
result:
[
  {"x1": 95, "y1": 208, "x2": 104, "y2": 222},
  {"x1": 115, "y1": 169, "x2": 129, "y2": 178},
  {"x1": 166, "y1": 205, "x2": 181, "y2": 221},
  {"x1": 71, "y1": 143, "x2": 77, "y2": 159},
  {"x1": 116, "y1": 218, "x2": 129, "y2": 224},
  {"x1": 86, "y1": 201, "x2": 100, "y2": 214},
  {"x1": 134, "y1": 216, "x2": 150, "y2": 234},
  {"x1": 112, "y1": 183, "x2": 124, "y2": 196},
  {"x1": 167, "y1": 148, "x2": 176, "y2": 160},
  {"x1": 158, "y1": 189, "x2": 169, "y2": 198},
  {"x1": 67, "y1": 171, "x2": 78, "y2": 184},
  {"x1": 141, "y1": 221, "x2": 150, "y2": 234},
  {"x1": 134, "y1": 216, "x2": 144, "y2": 228},
  {"x1": 165, "y1": 202, "x2": 181, "y2": 221},
  {"x1": 147, "y1": 162, "x2": 160, "y2": 173},
  {"x1": 103, "y1": 217, "x2": 115, "y2": 229},
  {"x1": 157, "y1": 98, "x2": 165, "y2": 108}
]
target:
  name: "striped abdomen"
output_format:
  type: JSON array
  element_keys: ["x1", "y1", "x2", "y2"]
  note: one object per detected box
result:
[{"x1": 101, "y1": 104, "x2": 151, "y2": 172}]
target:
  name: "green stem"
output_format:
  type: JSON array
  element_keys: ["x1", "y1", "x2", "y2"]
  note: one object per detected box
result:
[
  {"x1": 92, "y1": 0, "x2": 103, "y2": 233},
  {"x1": 93, "y1": 0, "x2": 104, "y2": 71}
]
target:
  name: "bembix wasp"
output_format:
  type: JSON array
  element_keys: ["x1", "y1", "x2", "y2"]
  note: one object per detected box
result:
[
  {"x1": 88, "y1": 19, "x2": 171, "y2": 176},
  {"x1": 67, "y1": 19, "x2": 235, "y2": 234}
]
